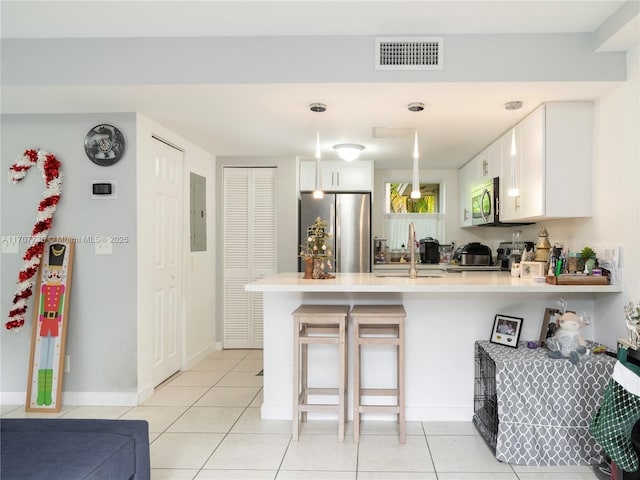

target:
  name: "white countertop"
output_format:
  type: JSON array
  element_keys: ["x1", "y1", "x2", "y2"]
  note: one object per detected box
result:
[{"x1": 246, "y1": 272, "x2": 621, "y2": 293}]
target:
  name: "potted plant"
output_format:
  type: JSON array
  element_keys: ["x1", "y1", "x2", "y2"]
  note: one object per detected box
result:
[
  {"x1": 299, "y1": 217, "x2": 334, "y2": 279},
  {"x1": 580, "y1": 246, "x2": 597, "y2": 274}
]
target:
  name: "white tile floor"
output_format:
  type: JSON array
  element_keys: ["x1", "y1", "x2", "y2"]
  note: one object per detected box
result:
[{"x1": 2, "y1": 348, "x2": 601, "y2": 480}]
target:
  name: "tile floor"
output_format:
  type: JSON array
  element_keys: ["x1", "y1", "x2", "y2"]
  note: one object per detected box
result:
[{"x1": 2, "y1": 348, "x2": 601, "y2": 479}]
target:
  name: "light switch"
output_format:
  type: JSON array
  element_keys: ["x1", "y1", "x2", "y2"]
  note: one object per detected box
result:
[
  {"x1": 95, "y1": 241, "x2": 113, "y2": 255},
  {"x1": 2, "y1": 237, "x2": 19, "y2": 254}
]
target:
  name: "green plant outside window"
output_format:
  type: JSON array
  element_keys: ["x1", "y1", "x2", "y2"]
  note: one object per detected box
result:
[{"x1": 387, "y1": 182, "x2": 440, "y2": 214}]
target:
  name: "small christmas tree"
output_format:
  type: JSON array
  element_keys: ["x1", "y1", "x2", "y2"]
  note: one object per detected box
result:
[{"x1": 300, "y1": 217, "x2": 334, "y2": 279}]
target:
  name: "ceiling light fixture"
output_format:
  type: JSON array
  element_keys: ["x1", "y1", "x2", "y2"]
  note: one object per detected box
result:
[
  {"x1": 505, "y1": 101, "x2": 523, "y2": 197},
  {"x1": 310, "y1": 102, "x2": 327, "y2": 199},
  {"x1": 408, "y1": 102, "x2": 425, "y2": 200},
  {"x1": 333, "y1": 143, "x2": 365, "y2": 162}
]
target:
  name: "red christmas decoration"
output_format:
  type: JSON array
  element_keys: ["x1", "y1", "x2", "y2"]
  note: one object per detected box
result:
[{"x1": 6, "y1": 149, "x2": 62, "y2": 332}]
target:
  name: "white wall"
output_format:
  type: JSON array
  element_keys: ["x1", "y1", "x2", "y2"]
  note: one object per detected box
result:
[
  {"x1": 579, "y1": 45, "x2": 640, "y2": 349},
  {"x1": 2, "y1": 34, "x2": 626, "y2": 86},
  {"x1": 1, "y1": 113, "x2": 139, "y2": 405},
  {"x1": 0, "y1": 113, "x2": 217, "y2": 406}
]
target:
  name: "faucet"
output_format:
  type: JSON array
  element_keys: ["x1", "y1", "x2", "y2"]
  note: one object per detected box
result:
[{"x1": 408, "y1": 222, "x2": 417, "y2": 279}]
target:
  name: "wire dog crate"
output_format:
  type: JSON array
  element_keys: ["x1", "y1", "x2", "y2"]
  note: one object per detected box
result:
[{"x1": 473, "y1": 341, "x2": 498, "y2": 451}]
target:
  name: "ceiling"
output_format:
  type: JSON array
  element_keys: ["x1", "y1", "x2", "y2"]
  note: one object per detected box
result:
[{"x1": 2, "y1": 1, "x2": 637, "y2": 170}]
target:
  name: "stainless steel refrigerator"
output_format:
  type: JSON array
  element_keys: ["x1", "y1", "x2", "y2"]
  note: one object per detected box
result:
[{"x1": 299, "y1": 192, "x2": 371, "y2": 273}]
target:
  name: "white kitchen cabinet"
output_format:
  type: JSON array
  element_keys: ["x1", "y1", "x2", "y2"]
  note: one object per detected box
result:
[
  {"x1": 459, "y1": 140, "x2": 501, "y2": 226},
  {"x1": 299, "y1": 159, "x2": 373, "y2": 192},
  {"x1": 500, "y1": 102, "x2": 592, "y2": 222},
  {"x1": 459, "y1": 158, "x2": 477, "y2": 226},
  {"x1": 498, "y1": 126, "x2": 522, "y2": 221},
  {"x1": 477, "y1": 143, "x2": 500, "y2": 181}
]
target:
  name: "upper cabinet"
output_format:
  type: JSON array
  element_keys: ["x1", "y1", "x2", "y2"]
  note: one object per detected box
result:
[
  {"x1": 500, "y1": 102, "x2": 592, "y2": 222},
  {"x1": 299, "y1": 160, "x2": 373, "y2": 192},
  {"x1": 477, "y1": 143, "x2": 501, "y2": 182},
  {"x1": 458, "y1": 139, "x2": 501, "y2": 227},
  {"x1": 459, "y1": 159, "x2": 476, "y2": 227}
]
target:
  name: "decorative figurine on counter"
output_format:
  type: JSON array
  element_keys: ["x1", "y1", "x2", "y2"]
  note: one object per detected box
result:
[
  {"x1": 534, "y1": 226, "x2": 551, "y2": 264},
  {"x1": 546, "y1": 311, "x2": 590, "y2": 365}
]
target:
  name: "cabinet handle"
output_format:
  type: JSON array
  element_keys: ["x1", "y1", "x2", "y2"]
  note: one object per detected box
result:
[
  {"x1": 336, "y1": 171, "x2": 340, "y2": 186},
  {"x1": 482, "y1": 160, "x2": 488, "y2": 176},
  {"x1": 515, "y1": 196, "x2": 520, "y2": 210},
  {"x1": 464, "y1": 208, "x2": 469, "y2": 221},
  {"x1": 332, "y1": 171, "x2": 335, "y2": 187}
]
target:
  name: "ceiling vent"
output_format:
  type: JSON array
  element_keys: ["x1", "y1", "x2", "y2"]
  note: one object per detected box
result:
[{"x1": 375, "y1": 36, "x2": 443, "y2": 71}]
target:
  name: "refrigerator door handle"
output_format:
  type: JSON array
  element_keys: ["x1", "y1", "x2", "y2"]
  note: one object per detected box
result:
[{"x1": 332, "y1": 202, "x2": 338, "y2": 271}]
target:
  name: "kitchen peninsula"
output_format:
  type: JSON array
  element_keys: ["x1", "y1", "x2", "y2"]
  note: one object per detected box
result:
[{"x1": 246, "y1": 272, "x2": 620, "y2": 421}]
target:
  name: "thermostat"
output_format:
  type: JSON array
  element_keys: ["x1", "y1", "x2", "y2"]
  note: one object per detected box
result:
[{"x1": 91, "y1": 181, "x2": 118, "y2": 199}]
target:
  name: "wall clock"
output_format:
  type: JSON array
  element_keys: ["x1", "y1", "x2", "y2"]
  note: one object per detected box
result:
[{"x1": 84, "y1": 124, "x2": 125, "y2": 166}]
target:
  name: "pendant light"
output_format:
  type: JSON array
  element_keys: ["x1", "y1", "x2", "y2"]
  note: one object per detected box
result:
[
  {"x1": 505, "y1": 101, "x2": 523, "y2": 197},
  {"x1": 408, "y1": 102, "x2": 424, "y2": 200},
  {"x1": 310, "y1": 102, "x2": 326, "y2": 199}
]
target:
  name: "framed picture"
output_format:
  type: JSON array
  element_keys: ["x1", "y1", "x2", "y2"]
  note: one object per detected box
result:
[
  {"x1": 538, "y1": 307, "x2": 568, "y2": 348},
  {"x1": 521, "y1": 261, "x2": 546, "y2": 278},
  {"x1": 490, "y1": 314, "x2": 523, "y2": 348}
]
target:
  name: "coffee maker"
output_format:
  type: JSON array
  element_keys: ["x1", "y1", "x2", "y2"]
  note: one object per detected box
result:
[
  {"x1": 496, "y1": 240, "x2": 535, "y2": 270},
  {"x1": 419, "y1": 237, "x2": 440, "y2": 264}
]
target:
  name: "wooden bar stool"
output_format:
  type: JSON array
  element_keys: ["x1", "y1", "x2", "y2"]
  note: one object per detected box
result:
[
  {"x1": 292, "y1": 304, "x2": 349, "y2": 442},
  {"x1": 351, "y1": 304, "x2": 406, "y2": 444}
]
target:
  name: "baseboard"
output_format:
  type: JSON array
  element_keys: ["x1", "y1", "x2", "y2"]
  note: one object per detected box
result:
[
  {"x1": 137, "y1": 382, "x2": 155, "y2": 404},
  {"x1": 1, "y1": 391, "x2": 138, "y2": 406},
  {"x1": 184, "y1": 344, "x2": 216, "y2": 370}
]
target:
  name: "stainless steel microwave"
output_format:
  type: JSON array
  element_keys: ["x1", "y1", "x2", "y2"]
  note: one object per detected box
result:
[
  {"x1": 471, "y1": 177, "x2": 499, "y2": 226},
  {"x1": 471, "y1": 177, "x2": 533, "y2": 227}
]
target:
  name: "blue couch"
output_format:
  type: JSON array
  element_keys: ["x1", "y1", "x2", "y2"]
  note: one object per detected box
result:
[{"x1": 0, "y1": 418, "x2": 150, "y2": 480}]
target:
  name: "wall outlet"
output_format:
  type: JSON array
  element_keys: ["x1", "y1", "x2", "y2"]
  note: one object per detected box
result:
[
  {"x1": 1, "y1": 237, "x2": 19, "y2": 254},
  {"x1": 64, "y1": 355, "x2": 70, "y2": 373},
  {"x1": 95, "y1": 241, "x2": 113, "y2": 255}
]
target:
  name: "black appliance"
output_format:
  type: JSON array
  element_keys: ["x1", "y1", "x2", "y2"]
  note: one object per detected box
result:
[
  {"x1": 452, "y1": 242, "x2": 492, "y2": 266},
  {"x1": 419, "y1": 237, "x2": 440, "y2": 264},
  {"x1": 471, "y1": 177, "x2": 533, "y2": 227},
  {"x1": 496, "y1": 241, "x2": 535, "y2": 270}
]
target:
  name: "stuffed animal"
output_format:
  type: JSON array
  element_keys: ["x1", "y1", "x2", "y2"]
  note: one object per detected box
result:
[{"x1": 546, "y1": 312, "x2": 589, "y2": 365}]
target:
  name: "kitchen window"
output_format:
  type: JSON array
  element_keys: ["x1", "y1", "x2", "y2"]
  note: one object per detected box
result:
[{"x1": 383, "y1": 182, "x2": 444, "y2": 250}]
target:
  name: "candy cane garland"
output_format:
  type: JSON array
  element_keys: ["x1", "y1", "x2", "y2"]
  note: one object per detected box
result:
[{"x1": 6, "y1": 149, "x2": 62, "y2": 331}]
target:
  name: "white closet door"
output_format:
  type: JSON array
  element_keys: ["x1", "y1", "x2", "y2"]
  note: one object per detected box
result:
[
  {"x1": 249, "y1": 168, "x2": 277, "y2": 347},
  {"x1": 223, "y1": 167, "x2": 276, "y2": 348}
]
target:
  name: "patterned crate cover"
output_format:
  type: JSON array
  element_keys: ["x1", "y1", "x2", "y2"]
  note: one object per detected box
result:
[{"x1": 477, "y1": 340, "x2": 616, "y2": 465}]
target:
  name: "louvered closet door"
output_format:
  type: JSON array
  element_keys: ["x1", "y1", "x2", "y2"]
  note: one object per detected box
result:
[{"x1": 223, "y1": 167, "x2": 276, "y2": 348}]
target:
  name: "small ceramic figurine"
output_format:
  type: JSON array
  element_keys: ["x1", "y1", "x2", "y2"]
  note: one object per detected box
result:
[{"x1": 510, "y1": 262, "x2": 520, "y2": 277}]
